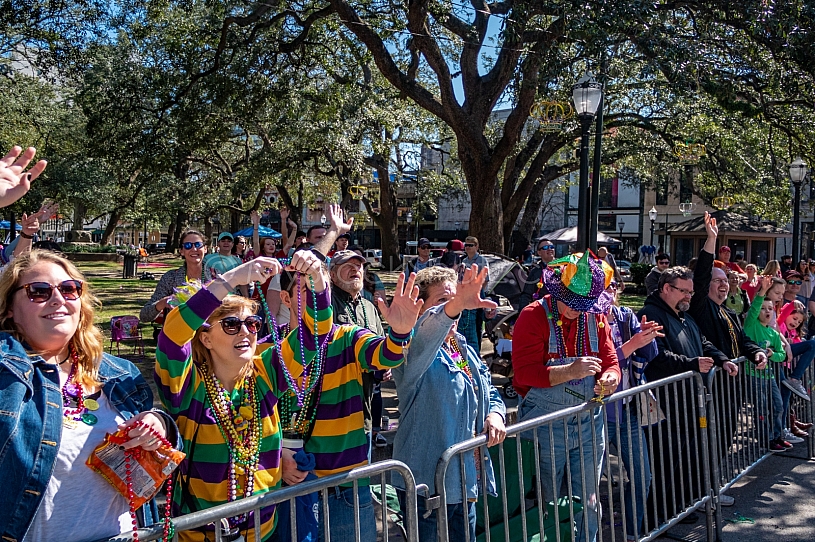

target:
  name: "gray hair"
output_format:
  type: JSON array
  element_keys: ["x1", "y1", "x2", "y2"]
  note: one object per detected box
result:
[
  {"x1": 415, "y1": 266, "x2": 458, "y2": 301},
  {"x1": 658, "y1": 266, "x2": 694, "y2": 292}
]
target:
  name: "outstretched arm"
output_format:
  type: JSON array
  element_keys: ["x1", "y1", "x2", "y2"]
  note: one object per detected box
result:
[{"x1": 314, "y1": 203, "x2": 353, "y2": 256}]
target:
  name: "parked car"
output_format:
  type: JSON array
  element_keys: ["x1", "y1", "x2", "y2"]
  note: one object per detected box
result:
[
  {"x1": 364, "y1": 248, "x2": 383, "y2": 268},
  {"x1": 146, "y1": 242, "x2": 166, "y2": 255},
  {"x1": 617, "y1": 259, "x2": 632, "y2": 281}
]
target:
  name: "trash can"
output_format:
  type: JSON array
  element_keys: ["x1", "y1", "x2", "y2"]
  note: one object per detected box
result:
[{"x1": 123, "y1": 254, "x2": 138, "y2": 279}]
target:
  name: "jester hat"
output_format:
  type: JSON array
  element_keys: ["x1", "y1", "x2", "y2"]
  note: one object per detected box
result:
[{"x1": 542, "y1": 251, "x2": 615, "y2": 313}]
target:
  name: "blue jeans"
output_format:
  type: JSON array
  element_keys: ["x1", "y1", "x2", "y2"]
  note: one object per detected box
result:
[
  {"x1": 520, "y1": 384, "x2": 605, "y2": 542},
  {"x1": 319, "y1": 486, "x2": 376, "y2": 542},
  {"x1": 606, "y1": 405, "x2": 652, "y2": 538},
  {"x1": 397, "y1": 489, "x2": 476, "y2": 542},
  {"x1": 782, "y1": 340, "x2": 815, "y2": 415},
  {"x1": 751, "y1": 375, "x2": 783, "y2": 442}
]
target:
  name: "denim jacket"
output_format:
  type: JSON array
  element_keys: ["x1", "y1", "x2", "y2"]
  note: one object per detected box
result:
[
  {"x1": 392, "y1": 305, "x2": 506, "y2": 503},
  {"x1": 0, "y1": 332, "x2": 177, "y2": 542}
]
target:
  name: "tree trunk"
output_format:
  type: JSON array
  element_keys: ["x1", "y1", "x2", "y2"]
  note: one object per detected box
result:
[
  {"x1": 510, "y1": 177, "x2": 550, "y2": 257},
  {"x1": 101, "y1": 209, "x2": 120, "y2": 245},
  {"x1": 167, "y1": 210, "x2": 187, "y2": 253},
  {"x1": 204, "y1": 217, "x2": 213, "y2": 243},
  {"x1": 466, "y1": 175, "x2": 504, "y2": 253},
  {"x1": 366, "y1": 159, "x2": 401, "y2": 270},
  {"x1": 166, "y1": 220, "x2": 177, "y2": 251},
  {"x1": 72, "y1": 200, "x2": 87, "y2": 230}
]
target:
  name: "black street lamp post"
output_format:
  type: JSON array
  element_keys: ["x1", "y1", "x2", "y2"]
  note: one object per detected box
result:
[
  {"x1": 618, "y1": 218, "x2": 625, "y2": 259},
  {"x1": 648, "y1": 206, "x2": 658, "y2": 248},
  {"x1": 572, "y1": 74, "x2": 603, "y2": 251},
  {"x1": 790, "y1": 157, "x2": 808, "y2": 263}
]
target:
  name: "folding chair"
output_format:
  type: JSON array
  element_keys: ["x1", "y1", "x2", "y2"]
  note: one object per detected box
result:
[{"x1": 110, "y1": 315, "x2": 145, "y2": 357}]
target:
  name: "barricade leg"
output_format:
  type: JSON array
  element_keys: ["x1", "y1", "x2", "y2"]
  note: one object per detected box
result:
[
  {"x1": 318, "y1": 483, "x2": 376, "y2": 542},
  {"x1": 606, "y1": 406, "x2": 651, "y2": 540}
]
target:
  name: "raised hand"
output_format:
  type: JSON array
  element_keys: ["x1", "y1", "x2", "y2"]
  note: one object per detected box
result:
[
  {"x1": 250, "y1": 209, "x2": 260, "y2": 226},
  {"x1": 279, "y1": 207, "x2": 290, "y2": 221},
  {"x1": 0, "y1": 146, "x2": 47, "y2": 208},
  {"x1": 447, "y1": 264, "x2": 498, "y2": 316},
  {"x1": 379, "y1": 272, "x2": 424, "y2": 334},
  {"x1": 704, "y1": 211, "x2": 718, "y2": 239},
  {"x1": 287, "y1": 249, "x2": 327, "y2": 292},
  {"x1": 221, "y1": 256, "x2": 283, "y2": 288},
  {"x1": 35, "y1": 200, "x2": 58, "y2": 221},
  {"x1": 326, "y1": 203, "x2": 354, "y2": 235}
]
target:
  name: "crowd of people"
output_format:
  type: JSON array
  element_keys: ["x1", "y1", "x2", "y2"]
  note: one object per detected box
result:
[{"x1": 1, "y1": 145, "x2": 812, "y2": 542}]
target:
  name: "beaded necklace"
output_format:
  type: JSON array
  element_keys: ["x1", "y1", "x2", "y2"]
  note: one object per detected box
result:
[
  {"x1": 61, "y1": 346, "x2": 100, "y2": 426},
  {"x1": 446, "y1": 337, "x2": 474, "y2": 383},
  {"x1": 184, "y1": 262, "x2": 206, "y2": 284},
  {"x1": 550, "y1": 300, "x2": 588, "y2": 358},
  {"x1": 200, "y1": 363, "x2": 262, "y2": 526},
  {"x1": 340, "y1": 293, "x2": 370, "y2": 329},
  {"x1": 278, "y1": 273, "x2": 328, "y2": 438}
]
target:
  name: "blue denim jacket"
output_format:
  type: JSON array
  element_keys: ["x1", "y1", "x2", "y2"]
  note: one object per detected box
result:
[
  {"x1": 0, "y1": 332, "x2": 175, "y2": 541},
  {"x1": 392, "y1": 305, "x2": 506, "y2": 503}
]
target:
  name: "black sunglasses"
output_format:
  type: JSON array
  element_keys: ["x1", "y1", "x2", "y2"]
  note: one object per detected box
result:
[
  {"x1": 419, "y1": 245, "x2": 431, "y2": 249},
  {"x1": 182, "y1": 241, "x2": 205, "y2": 250},
  {"x1": 13, "y1": 280, "x2": 83, "y2": 303},
  {"x1": 217, "y1": 315, "x2": 263, "y2": 335},
  {"x1": 787, "y1": 280, "x2": 803, "y2": 286},
  {"x1": 464, "y1": 243, "x2": 476, "y2": 248}
]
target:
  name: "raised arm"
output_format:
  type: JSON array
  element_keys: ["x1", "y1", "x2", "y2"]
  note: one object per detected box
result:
[
  {"x1": 251, "y1": 209, "x2": 261, "y2": 258},
  {"x1": 314, "y1": 203, "x2": 353, "y2": 256}
]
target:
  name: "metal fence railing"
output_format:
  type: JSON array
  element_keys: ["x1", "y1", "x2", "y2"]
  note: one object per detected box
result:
[
  {"x1": 704, "y1": 354, "x2": 815, "y2": 541},
  {"x1": 100, "y1": 356, "x2": 815, "y2": 542},
  {"x1": 101, "y1": 460, "x2": 422, "y2": 542},
  {"x1": 431, "y1": 371, "x2": 715, "y2": 542}
]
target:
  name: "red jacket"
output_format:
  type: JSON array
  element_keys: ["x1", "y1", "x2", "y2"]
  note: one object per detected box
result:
[{"x1": 512, "y1": 296, "x2": 620, "y2": 397}]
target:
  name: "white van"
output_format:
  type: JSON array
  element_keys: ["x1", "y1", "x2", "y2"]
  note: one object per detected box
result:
[{"x1": 363, "y1": 249, "x2": 382, "y2": 268}]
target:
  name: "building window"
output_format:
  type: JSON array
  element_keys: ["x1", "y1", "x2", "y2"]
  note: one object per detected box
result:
[
  {"x1": 655, "y1": 180, "x2": 669, "y2": 205},
  {"x1": 679, "y1": 169, "x2": 693, "y2": 203}
]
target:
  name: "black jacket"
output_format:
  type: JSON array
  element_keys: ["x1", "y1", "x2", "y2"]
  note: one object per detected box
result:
[
  {"x1": 637, "y1": 292, "x2": 729, "y2": 382},
  {"x1": 688, "y1": 250, "x2": 762, "y2": 361}
]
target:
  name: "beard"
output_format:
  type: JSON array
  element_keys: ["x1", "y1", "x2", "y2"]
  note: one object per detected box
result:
[{"x1": 676, "y1": 300, "x2": 690, "y2": 312}]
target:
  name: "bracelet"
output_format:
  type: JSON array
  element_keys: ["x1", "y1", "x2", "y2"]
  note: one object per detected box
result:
[{"x1": 19, "y1": 232, "x2": 33, "y2": 239}]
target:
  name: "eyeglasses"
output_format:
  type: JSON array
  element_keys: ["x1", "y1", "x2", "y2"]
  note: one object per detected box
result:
[
  {"x1": 787, "y1": 280, "x2": 803, "y2": 285},
  {"x1": 538, "y1": 244, "x2": 555, "y2": 251},
  {"x1": 668, "y1": 284, "x2": 694, "y2": 297},
  {"x1": 658, "y1": 260, "x2": 670, "y2": 265},
  {"x1": 419, "y1": 245, "x2": 431, "y2": 249},
  {"x1": 710, "y1": 278, "x2": 729, "y2": 284},
  {"x1": 464, "y1": 243, "x2": 476, "y2": 248},
  {"x1": 217, "y1": 315, "x2": 263, "y2": 335},
  {"x1": 182, "y1": 241, "x2": 205, "y2": 250},
  {"x1": 12, "y1": 280, "x2": 83, "y2": 303},
  {"x1": 607, "y1": 282, "x2": 618, "y2": 290}
]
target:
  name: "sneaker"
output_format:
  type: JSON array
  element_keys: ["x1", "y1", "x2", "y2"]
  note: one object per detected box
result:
[
  {"x1": 782, "y1": 378, "x2": 811, "y2": 401},
  {"x1": 374, "y1": 433, "x2": 388, "y2": 448},
  {"x1": 783, "y1": 429, "x2": 805, "y2": 444},
  {"x1": 770, "y1": 440, "x2": 787, "y2": 452},
  {"x1": 719, "y1": 494, "x2": 735, "y2": 507}
]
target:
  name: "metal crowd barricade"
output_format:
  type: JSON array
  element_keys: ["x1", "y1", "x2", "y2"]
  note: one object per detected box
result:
[
  {"x1": 431, "y1": 371, "x2": 715, "y2": 542},
  {"x1": 101, "y1": 460, "x2": 422, "y2": 542},
  {"x1": 705, "y1": 354, "x2": 815, "y2": 541}
]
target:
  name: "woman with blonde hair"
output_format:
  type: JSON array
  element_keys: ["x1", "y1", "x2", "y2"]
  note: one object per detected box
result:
[
  {"x1": 0, "y1": 249, "x2": 177, "y2": 541},
  {"x1": 762, "y1": 259, "x2": 782, "y2": 278},
  {"x1": 154, "y1": 252, "x2": 323, "y2": 541}
]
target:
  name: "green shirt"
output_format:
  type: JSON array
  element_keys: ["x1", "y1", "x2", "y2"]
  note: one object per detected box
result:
[{"x1": 742, "y1": 294, "x2": 785, "y2": 378}]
